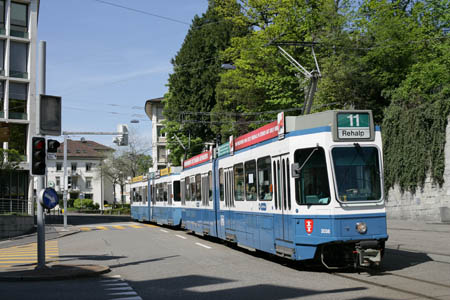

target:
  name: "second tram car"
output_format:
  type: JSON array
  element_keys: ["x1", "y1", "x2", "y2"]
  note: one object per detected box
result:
[{"x1": 131, "y1": 110, "x2": 388, "y2": 268}]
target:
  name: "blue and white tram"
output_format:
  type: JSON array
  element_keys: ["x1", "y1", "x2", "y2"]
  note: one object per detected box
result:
[
  {"x1": 149, "y1": 167, "x2": 182, "y2": 226},
  {"x1": 131, "y1": 167, "x2": 183, "y2": 226},
  {"x1": 133, "y1": 110, "x2": 388, "y2": 268},
  {"x1": 213, "y1": 110, "x2": 387, "y2": 268}
]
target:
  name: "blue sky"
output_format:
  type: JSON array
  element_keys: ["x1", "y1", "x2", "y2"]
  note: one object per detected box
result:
[{"x1": 38, "y1": 0, "x2": 209, "y2": 148}]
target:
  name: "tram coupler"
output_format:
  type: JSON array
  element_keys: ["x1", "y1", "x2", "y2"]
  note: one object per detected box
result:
[{"x1": 355, "y1": 241, "x2": 382, "y2": 267}]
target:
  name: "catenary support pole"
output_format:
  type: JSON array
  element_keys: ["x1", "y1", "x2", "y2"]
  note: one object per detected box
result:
[{"x1": 63, "y1": 134, "x2": 68, "y2": 230}]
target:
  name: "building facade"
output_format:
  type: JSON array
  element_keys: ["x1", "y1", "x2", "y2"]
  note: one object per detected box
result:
[
  {"x1": 145, "y1": 97, "x2": 168, "y2": 173},
  {"x1": 0, "y1": 0, "x2": 39, "y2": 214},
  {"x1": 46, "y1": 139, "x2": 114, "y2": 208}
]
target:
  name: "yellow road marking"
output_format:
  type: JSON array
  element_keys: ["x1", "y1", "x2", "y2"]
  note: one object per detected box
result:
[
  {"x1": 111, "y1": 225, "x2": 125, "y2": 230},
  {"x1": 142, "y1": 224, "x2": 157, "y2": 228},
  {"x1": 0, "y1": 241, "x2": 59, "y2": 268},
  {"x1": 96, "y1": 226, "x2": 109, "y2": 230},
  {"x1": 129, "y1": 225, "x2": 143, "y2": 229},
  {"x1": 80, "y1": 227, "x2": 91, "y2": 231}
]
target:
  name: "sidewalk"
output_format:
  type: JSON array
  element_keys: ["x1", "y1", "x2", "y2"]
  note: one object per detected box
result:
[{"x1": 0, "y1": 225, "x2": 110, "y2": 281}]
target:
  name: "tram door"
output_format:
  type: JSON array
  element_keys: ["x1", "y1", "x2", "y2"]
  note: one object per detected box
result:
[
  {"x1": 273, "y1": 154, "x2": 292, "y2": 243},
  {"x1": 224, "y1": 167, "x2": 234, "y2": 231}
]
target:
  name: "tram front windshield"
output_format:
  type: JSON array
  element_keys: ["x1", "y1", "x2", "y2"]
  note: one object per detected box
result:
[{"x1": 332, "y1": 146, "x2": 382, "y2": 202}]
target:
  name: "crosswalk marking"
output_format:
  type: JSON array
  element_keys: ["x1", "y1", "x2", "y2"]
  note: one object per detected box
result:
[
  {"x1": 111, "y1": 225, "x2": 125, "y2": 230},
  {"x1": 77, "y1": 223, "x2": 160, "y2": 232},
  {"x1": 0, "y1": 240, "x2": 59, "y2": 267},
  {"x1": 128, "y1": 225, "x2": 144, "y2": 229}
]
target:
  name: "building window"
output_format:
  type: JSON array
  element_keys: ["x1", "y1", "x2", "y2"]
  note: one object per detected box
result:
[
  {"x1": 157, "y1": 146, "x2": 166, "y2": 163},
  {"x1": 71, "y1": 163, "x2": 77, "y2": 172},
  {"x1": 0, "y1": 81, "x2": 4, "y2": 118},
  {"x1": 156, "y1": 105, "x2": 164, "y2": 121},
  {"x1": 8, "y1": 123, "x2": 27, "y2": 156},
  {"x1": 85, "y1": 177, "x2": 92, "y2": 189},
  {"x1": 10, "y1": 2, "x2": 28, "y2": 38},
  {"x1": 8, "y1": 82, "x2": 27, "y2": 120},
  {"x1": 56, "y1": 176, "x2": 60, "y2": 187},
  {"x1": 56, "y1": 162, "x2": 62, "y2": 171},
  {"x1": 10, "y1": 42, "x2": 28, "y2": 79},
  {"x1": 86, "y1": 163, "x2": 92, "y2": 172},
  {"x1": 0, "y1": 1, "x2": 5, "y2": 34},
  {"x1": 0, "y1": 40, "x2": 4, "y2": 75},
  {"x1": 84, "y1": 193, "x2": 93, "y2": 200}
]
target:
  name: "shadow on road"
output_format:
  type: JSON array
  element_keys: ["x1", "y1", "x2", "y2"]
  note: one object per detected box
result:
[
  {"x1": 128, "y1": 274, "x2": 375, "y2": 300},
  {"x1": 109, "y1": 255, "x2": 180, "y2": 269}
]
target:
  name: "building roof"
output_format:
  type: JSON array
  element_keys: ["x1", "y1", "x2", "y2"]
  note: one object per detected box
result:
[
  {"x1": 145, "y1": 97, "x2": 164, "y2": 119},
  {"x1": 56, "y1": 139, "x2": 114, "y2": 159}
]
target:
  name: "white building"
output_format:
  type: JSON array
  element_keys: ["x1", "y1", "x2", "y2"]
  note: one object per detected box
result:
[
  {"x1": 46, "y1": 139, "x2": 114, "y2": 208},
  {"x1": 0, "y1": 0, "x2": 39, "y2": 214},
  {"x1": 144, "y1": 97, "x2": 168, "y2": 173}
]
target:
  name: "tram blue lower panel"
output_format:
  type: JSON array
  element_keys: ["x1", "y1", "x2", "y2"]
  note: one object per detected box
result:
[
  {"x1": 218, "y1": 211, "x2": 388, "y2": 261},
  {"x1": 151, "y1": 207, "x2": 182, "y2": 226},
  {"x1": 182, "y1": 208, "x2": 217, "y2": 237},
  {"x1": 131, "y1": 205, "x2": 149, "y2": 222}
]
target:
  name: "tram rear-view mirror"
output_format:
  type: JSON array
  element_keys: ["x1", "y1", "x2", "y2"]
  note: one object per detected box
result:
[{"x1": 291, "y1": 163, "x2": 301, "y2": 178}]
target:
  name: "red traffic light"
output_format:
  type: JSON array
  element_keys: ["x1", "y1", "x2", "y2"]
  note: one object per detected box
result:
[{"x1": 31, "y1": 137, "x2": 46, "y2": 176}]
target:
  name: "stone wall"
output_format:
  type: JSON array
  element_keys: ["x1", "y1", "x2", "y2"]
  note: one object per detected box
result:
[
  {"x1": 386, "y1": 117, "x2": 450, "y2": 222},
  {"x1": 0, "y1": 216, "x2": 35, "y2": 240}
]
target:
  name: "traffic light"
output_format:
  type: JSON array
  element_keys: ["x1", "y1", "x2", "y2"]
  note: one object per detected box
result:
[
  {"x1": 31, "y1": 137, "x2": 46, "y2": 175},
  {"x1": 113, "y1": 124, "x2": 128, "y2": 146},
  {"x1": 47, "y1": 139, "x2": 61, "y2": 153}
]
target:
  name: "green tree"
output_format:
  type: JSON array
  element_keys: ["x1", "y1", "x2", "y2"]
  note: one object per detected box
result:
[{"x1": 164, "y1": 0, "x2": 250, "y2": 165}]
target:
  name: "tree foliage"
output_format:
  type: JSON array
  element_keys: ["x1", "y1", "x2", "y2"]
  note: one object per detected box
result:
[
  {"x1": 164, "y1": 0, "x2": 250, "y2": 165},
  {"x1": 164, "y1": 0, "x2": 450, "y2": 193}
]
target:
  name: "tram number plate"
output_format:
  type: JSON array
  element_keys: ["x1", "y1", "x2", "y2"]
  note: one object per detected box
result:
[{"x1": 337, "y1": 113, "x2": 371, "y2": 139}]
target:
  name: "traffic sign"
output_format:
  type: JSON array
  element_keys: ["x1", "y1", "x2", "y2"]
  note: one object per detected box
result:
[{"x1": 39, "y1": 188, "x2": 59, "y2": 209}]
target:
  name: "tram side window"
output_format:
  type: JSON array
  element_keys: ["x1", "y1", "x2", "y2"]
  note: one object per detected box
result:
[
  {"x1": 185, "y1": 177, "x2": 191, "y2": 201},
  {"x1": 257, "y1": 156, "x2": 272, "y2": 201},
  {"x1": 181, "y1": 181, "x2": 186, "y2": 204},
  {"x1": 190, "y1": 176, "x2": 196, "y2": 201},
  {"x1": 245, "y1": 160, "x2": 257, "y2": 201},
  {"x1": 195, "y1": 174, "x2": 201, "y2": 201},
  {"x1": 174, "y1": 181, "x2": 181, "y2": 202},
  {"x1": 219, "y1": 168, "x2": 224, "y2": 201},
  {"x1": 208, "y1": 171, "x2": 213, "y2": 202},
  {"x1": 163, "y1": 182, "x2": 168, "y2": 202},
  {"x1": 294, "y1": 147, "x2": 330, "y2": 205},
  {"x1": 234, "y1": 163, "x2": 244, "y2": 201}
]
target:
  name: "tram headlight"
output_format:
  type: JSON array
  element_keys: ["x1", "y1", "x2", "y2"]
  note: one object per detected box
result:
[{"x1": 356, "y1": 222, "x2": 367, "y2": 234}]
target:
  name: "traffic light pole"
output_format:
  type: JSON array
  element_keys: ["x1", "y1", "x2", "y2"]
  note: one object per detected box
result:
[
  {"x1": 63, "y1": 135, "x2": 68, "y2": 230},
  {"x1": 36, "y1": 41, "x2": 46, "y2": 269}
]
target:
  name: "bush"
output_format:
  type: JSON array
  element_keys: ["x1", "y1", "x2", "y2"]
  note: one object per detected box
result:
[{"x1": 73, "y1": 198, "x2": 95, "y2": 209}]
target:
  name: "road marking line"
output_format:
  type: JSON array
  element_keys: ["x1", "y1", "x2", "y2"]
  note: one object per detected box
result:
[
  {"x1": 108, "y1": 291, "x2": 138, "y2": 296},
  {"x1": 128, "y1": 225, "x2": 144, "y2": 229},
  {"x1": 142, "y1": 224, "x2": 157, "y2": 228},
  {"x1": 160, "y1": 229, "x2": 168, "y2": 233},
  {"x1": 96, "y1": 226, "x2": 109, "y2": 230},
  {"x1": 105, "y1": 287, "x2": 133, "y2": 291},
  {"x1": 80, "y1": 227, "x2": 91, "y2": 231},
  {"x1": 103, "y1": 283, "x2": 129, "y2": 287},
  {"x1": 112, "y1": 225, "x2": 125, "y2": 230},
  {"x1": 176, "y1": 235, "x2": 187, "y2": 239},
  {"x1": 195, "y1": 242, "x2": 212, "y2": 249}
]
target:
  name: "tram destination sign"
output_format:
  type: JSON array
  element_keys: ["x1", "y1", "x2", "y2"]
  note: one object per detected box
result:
[{"x1": 335, "y1": 111, "x2": 374, "y2": 141}]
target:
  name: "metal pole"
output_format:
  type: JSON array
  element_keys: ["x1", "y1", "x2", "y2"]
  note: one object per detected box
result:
[
  {"x1": 36, "y1": 40, "x2": 46, "y2": 269},
  {"x1": 63, "y1": 135, "x2": 68, "y2": 229}
]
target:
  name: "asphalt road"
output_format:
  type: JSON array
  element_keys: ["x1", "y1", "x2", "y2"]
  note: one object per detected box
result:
[{"x1": 1, "y1": 217, "x2": 450, "y2": 300}]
